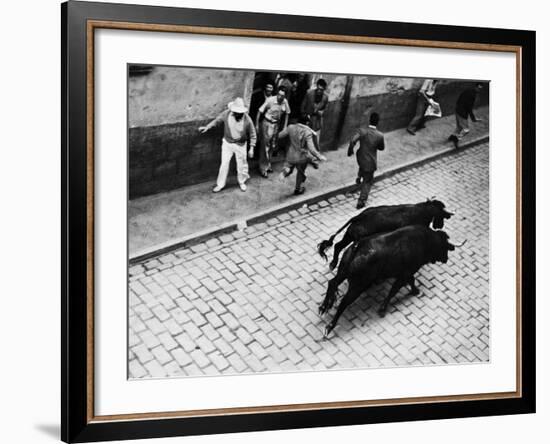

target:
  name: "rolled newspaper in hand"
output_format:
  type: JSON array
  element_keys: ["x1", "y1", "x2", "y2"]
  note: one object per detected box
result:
[{"x1": 424, "y1": 100, "x2": 442, "y2": 118}]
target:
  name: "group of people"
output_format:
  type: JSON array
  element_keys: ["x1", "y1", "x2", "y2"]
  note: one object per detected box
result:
[
  {"x1": 406, "y1": 79, "x2": 484, "y2": 149},
  {"x1": 199, "y1": 78, "x2": 330, "y2": 196},
  {"x1": 198, "y1": 77, "x2": 483, "y2": 208}
]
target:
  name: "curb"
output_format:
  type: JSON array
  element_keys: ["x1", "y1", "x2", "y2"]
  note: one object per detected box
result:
[{"x1": 130, "y1": 134, "x2": 489, "y2": 264}]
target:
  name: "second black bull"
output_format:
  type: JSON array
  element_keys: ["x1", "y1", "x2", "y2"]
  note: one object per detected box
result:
[
  {"x1": 317, "y1": 199, "x2": 454, "y2": 270},
  {"x1": 319, "y1": 225, "x2": 466, "y2": 338}
]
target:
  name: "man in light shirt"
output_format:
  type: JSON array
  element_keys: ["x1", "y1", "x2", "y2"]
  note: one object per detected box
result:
[
  {"x1": 199, "y1": 97, "x2": 257, "y2": 192},
  {"x1": 256, "y1": 87, "x2": 291, "y2": 177},
  {"x1": 407, "y1": 79, "x2": 439, "y2": 135},
  {"x1": 278, "y1": 115, "x2": 327, "y2": 196}
]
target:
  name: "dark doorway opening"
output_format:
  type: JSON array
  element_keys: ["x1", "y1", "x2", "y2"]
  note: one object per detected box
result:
[
  {"x1": 249, "y1": 72, "x2": 278, "y2": 122},
  {"x1": 248, "y1": 72, "x2": 313, "y2": 164},
  {"x1": 249, "y1": 71, "x2": 312, "y2": 122}
]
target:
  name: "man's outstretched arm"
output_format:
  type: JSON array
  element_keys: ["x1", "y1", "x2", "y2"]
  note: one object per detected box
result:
[{"x1": 198, "y1": 110, "x2": 225, "y2": 133}]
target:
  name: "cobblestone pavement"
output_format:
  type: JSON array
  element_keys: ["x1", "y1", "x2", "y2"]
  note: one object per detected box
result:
[{"x1": 128, "y1": 143, "x2": 490, "y2": 379}]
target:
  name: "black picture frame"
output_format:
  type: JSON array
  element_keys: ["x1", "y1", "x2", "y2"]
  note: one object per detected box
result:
[{"x1": 61, "y1": 1, "x2": 536, "y2": 442}]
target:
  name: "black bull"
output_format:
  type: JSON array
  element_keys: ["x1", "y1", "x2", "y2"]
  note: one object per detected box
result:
[
  {"x1": 317, "y1": 200, "x2": 454, "y2": 270},
  {"x1": 319, "y1": 225, "x2": 465, "y2": 338}
]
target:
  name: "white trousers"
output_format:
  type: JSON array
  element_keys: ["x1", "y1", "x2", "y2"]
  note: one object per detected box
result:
[{"x1": 216, "y1": 139, "x2": 249, "y2": 188}]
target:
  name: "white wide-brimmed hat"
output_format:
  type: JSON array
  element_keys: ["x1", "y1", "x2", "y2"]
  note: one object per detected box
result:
[{"x1": 228, "y1": 97, "x2": 248, "y2": 113}]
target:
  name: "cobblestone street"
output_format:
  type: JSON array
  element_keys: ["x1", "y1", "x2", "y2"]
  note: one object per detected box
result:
[{"x1": 128, "y1": 143, "x2": 490, "y2": 379}]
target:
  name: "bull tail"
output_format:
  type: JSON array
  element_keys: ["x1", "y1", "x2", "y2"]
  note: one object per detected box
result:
[
  {"x1": 317, "y1": 238, "x2": 336, "y2": 261},
  {"x1": 317, "y1": 212, "x2": 364, "y2": 261}
]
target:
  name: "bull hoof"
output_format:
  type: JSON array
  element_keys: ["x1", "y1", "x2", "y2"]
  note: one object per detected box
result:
[
  {"x1": 328, "y1": 262, "x2": 336, "y2": 271},
  {"x1": 377, "y1": 308, "x2": 387, "y2": 318},
  {"x1": 319, "y1": 303, "x2": 329, "y2": 316},
  {"x1": 323, "y1": 325, "x2": 333, "y2": 339}
]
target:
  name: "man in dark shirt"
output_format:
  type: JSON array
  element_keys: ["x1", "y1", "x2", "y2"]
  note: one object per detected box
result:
[
  {"x1": 277, "y1": 73, "x2": 295, "y2": 105},
  {"x1": 300, "y1": 78, "x2": 329, "y2": 141},
  {"x1": 347, "y1": 112, "x2": 385, "y2": 209},
  {"x1": 249, "y1": 82, "x2": 273, "y2": 123},
  {"x1": 449, "y1": 82, "x2": 484, "y2": 148}
]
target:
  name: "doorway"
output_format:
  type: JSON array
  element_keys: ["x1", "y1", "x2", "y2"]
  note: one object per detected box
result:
[{"x1": 249, "y1": 71, "x2": 312, "y2": 121}]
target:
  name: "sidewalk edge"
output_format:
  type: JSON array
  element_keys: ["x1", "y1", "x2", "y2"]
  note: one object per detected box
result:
[{"x1": 130, "y1": 135, "x2": 488, "y2": 264}]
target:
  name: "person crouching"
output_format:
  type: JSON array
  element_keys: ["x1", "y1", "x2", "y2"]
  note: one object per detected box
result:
[{"x1": 278, "y1": 116, "x2": 327, "y2": 195}]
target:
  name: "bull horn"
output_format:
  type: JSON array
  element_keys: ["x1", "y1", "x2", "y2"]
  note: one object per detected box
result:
[{"x1": 449, "y1": 239, "x2": 467, "y2": 248}]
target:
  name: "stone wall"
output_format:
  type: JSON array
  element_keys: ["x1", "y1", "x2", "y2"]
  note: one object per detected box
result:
[
  {"x1": 129, "y1": 66, "x2": 488, "y2": 199},
  {"x1": 319, "y1": 76, "x2": 489, "y2": 150},
  {"x1": 129, "y1": 66, "x2": 254, "y2": 198},
  {"x1": 338, "y1": 77, "x2": 489, "y2": 141}
]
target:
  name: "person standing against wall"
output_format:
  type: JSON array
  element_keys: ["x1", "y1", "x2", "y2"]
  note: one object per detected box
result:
[
  {"x1": 406, "y1": 79, "x2": 438, "y2": 135},
  {"x1": 300, "y1": 78, "x2": 329, "y2": 142},
  {"x1": 347, "y1": 112, "x2": 385, "y2": 209},
  {"x1": 289, "y1": 73, "x2": 309, "y2": 119},
  {"x1": 448, "y1": 82, "x2": 484, "y2": 148},
  {"x1": 198, "y1": 97, "x2": 256, "y2": 192},
  {"x1": 277, "y1": 73, "x2": 295, "y2": 105},
  {"x1": 255, "y1": 87, "x2": 291, "y2": 177},
  {"x1": 249, "y1": 82, "x2": 274, "y2": 123}
]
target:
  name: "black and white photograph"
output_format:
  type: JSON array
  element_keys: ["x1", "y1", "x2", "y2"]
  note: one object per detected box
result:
[
  {"x1": 1, "y1": 0, "x2": 542, "y2": 441},
  {"x1": 128, "y1": 65, "x2": 490, "y2": 379}
]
